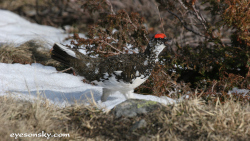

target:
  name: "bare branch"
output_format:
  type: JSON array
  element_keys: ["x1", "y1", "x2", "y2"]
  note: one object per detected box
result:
[
  {"x1": 191, "y1": 5, "x2": 207, "y2": 30},
  {"x1": 176, "y1": 0, "x2": 207, "y2": 31},
  {"x1": 166, "y1": 9, "x2": 205, "y2": 37},
  {"x1": 109, "y1": 36, "x2": 118, "y2": 43},
  {"x1": 143, "y1": 33, "x2": 149, "y2": 43},
  {"x1": 108, "y1": 37, "x2": 136, "y2": 53},
  {"x1": 96, "y1": 50, "x2": 120, "y2": 55},
  {"x1": 154, "y1": 1, "x2": 165, "y2": 33},
  {"x1": 99, "y1": 40, "x2": 123, "y2": 54},
  {"x1": 105, "y1": 0, "x2": 115, "y2": 15},
  {"x1": 125, "y1": 12, "x2": 137, "y2": 30},
  {"x1": 178, "y1": 0, "x2": 188, "y2": 10}
]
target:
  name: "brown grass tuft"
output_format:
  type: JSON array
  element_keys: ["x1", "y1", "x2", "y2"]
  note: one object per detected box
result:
[
  {"x1": 0, "y1": 43, "x2": 32, "y2": 64},
  {"x1": 0, "y1": 40, "x2": 63, "y2": 69}
]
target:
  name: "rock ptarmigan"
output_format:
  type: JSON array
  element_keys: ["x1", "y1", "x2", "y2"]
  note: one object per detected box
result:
[{"x1": 50, "y1": 33, "x2": 169, "y2": 101}]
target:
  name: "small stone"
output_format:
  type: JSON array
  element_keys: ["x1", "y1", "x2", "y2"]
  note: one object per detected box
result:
[
  {"x1": 110, "y1": 99, "x2": 163, "y2": 118},
  {"x1": 130, "y1": 119, "x2": 147, "y2": 131}
]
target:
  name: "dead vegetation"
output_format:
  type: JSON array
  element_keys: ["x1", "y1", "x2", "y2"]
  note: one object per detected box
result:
[
  {"x1": 0, "y1": 95, "x2": 72, "y2": 141},
  {"x1": 0, "y1": 0, "x2": 250, "y2": 140},
  {"x1": 0, "y1": 95, "x2": 249, "y2": 140},
  {"x1": 0, "y1": 0, "x2": 170, "y2": 35},
  {"x1": 0, "y1": 40, "x2": 64, "y2": 70},
  {"x1": 1, "y1": 0, "x2": 250, "y2": 101}
]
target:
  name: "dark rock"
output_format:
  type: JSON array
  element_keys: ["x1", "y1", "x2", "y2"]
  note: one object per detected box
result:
[{"x1": 110, "y1": 99, "x2": 163, "y2": 118}]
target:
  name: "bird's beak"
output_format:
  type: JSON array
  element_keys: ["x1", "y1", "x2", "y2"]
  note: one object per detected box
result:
[{"x1": 163, "y1": 38, "x2": 172, "y2": 46}]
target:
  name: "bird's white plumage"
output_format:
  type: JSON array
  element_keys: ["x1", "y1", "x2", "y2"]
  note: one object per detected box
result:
[
  {"x1": 93, "y1": 73, "x2": 148, "y2": 98},
  {"x1": 154, "y1": 43, "x2": 166, "y2": 57}
]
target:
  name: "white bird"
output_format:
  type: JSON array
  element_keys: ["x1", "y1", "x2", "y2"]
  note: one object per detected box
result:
[{"x1": 50, "y1": 33, "x2": 169, "y2": 101}]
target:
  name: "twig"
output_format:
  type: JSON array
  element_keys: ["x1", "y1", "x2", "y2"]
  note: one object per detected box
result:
[
  {"x1": 35, "y1": 0, "x2": 41, "y2": 16},
  {"x1": 211, "y1": 81, "x2": 217, "y2": 92},
  {"x1": 99, "y1": 40, "x2": 123, "y2": 54},
  {"x1": 191, "y1": 5, "x2": 207, "y2": 30},
  {"x1": 178, "y1": 0, "x2": 188, "y2": 10},
  {"x1": 96, "y1": 50, "x2": 120, "y2": 55},
  {"x1": 55, "y1": 67, "x2": 76, "y2": 75},
  {"x1": 109, "y1": 36, "x2": 118, "y2": 43},
  {"x1": 105, "y1": 0, "x2": 115, "y2": 15},
  {"x1": 108, "y1": 37, "x2": 135, "y2": 53},
  {"x1": 125, "y1": 12, "x2": 137, "y2": 30},
  {"x1": 176, "y1": 1, "x2": 226, "y2": 47},
  {"x1": 161, "y1": 70, "x2": 168, "y2": 77},
  {"x1": 154, "y1": 1, "x2": 165, "y2": 33},
  {"x1": 176, "y1": 0, "x2": 208, "y2": 34},
  {"x1": 166, "y1": 9, "x2": 205, "y2": 37},
  {"x1": 144, "y1": 33, "x2": 149, "y2": 43}
]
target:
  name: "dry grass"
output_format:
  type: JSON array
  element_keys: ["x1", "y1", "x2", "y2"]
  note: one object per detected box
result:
[
  {"x1": 0, "y1": 43, "x2": 32, "y2": 64},
  {"x1": 158, "y1": 98, "x2": 250, "y2": 140},
  {"x1": 0, "y1": 40, "x2": 63, "y2": 68},
  {"x1": 0, "y1": 94, "x2": 249, "y2": 140},
  {"x1": 0, "y1": 95, "x2": 73, "y2": 141}
]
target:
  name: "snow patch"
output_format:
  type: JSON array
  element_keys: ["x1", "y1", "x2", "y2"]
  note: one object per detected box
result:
[{"x1": 136, "y1": 71, "x2": 140, "y2": 76}]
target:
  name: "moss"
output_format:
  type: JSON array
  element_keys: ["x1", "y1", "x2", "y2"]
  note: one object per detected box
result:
[{"x1": 137, "y1": 100, "x2": 158, "y2": 109}]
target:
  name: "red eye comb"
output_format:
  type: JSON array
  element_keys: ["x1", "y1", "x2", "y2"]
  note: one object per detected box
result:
[{"x1": 154, "y1": 33, "x2": 166, "y2": 39}]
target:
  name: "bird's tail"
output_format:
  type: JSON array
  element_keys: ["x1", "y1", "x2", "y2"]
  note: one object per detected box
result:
[{"x1": 50, "y1": 43, "x2": 77, "y2": 66}]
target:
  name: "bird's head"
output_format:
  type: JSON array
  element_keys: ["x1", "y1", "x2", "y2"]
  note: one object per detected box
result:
[
  {"x1": 152, "y1": 33, "x2": 171, "y2": 46},
  {"x1": 145, "y1": 33, "x2": 171, "y2": 57}
]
